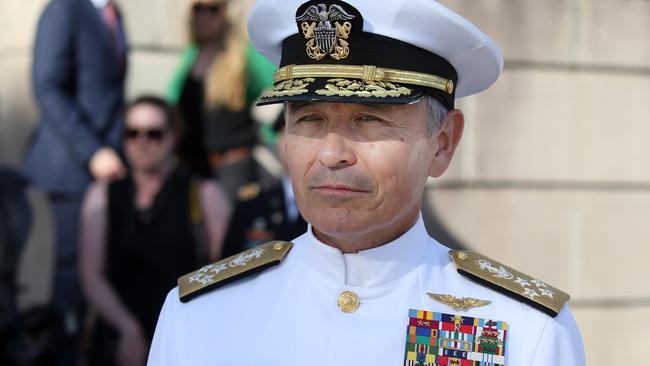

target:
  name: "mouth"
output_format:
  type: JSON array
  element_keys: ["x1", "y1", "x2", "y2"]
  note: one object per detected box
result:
[
  {"x1": 305, "y1": 172, "x2": 374, "y2": 200},
  {"x1": 311, "y1": 184, "x2": 369, "y2": 195}
]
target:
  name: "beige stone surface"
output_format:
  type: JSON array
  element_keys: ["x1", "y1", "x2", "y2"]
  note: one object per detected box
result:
[
  {"x1": 119, "y1": 0, "x2": 194, "y2": 49},
  {"x1": 573, "y1": 306, "x2": 650, "y2": 364},
  {"x1": 126, "y1": 50, "x2": 183, "y2": 98},
  {"x1": 442, "y1": 68, "x2": 650, "y2": 183},
  {"x1": 0, "y1": 0, "x2": 48, "y2": 50},
  {"x1": 0, "y1": 0, "x2": 191, "y2": 51},
  {"x1": 425, "y1": 188, "x2": 650, "y2": 300},
  {"x1": 121, "y1": 0, "x2": 261, "y2": 50},
  {"x1": 440, "y1": 0, "x2": 650, "y2": 67},
  {"x1": 17, "y1": 189, "x2": 55, "y2": 309},
  {"x1": 0, "y1": 56, "x2": 37, "y2": 166}
]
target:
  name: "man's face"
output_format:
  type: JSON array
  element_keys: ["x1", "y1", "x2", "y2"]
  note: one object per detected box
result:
[{"x1": 284, "y1": 100, "x2": 443, "y2": 249}]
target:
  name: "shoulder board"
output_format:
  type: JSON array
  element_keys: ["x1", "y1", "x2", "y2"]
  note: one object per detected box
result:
[
  {"x1": 178, "y1": 240, "x2": 293, "y2": 303},
  {"x1": 449, "y1": 250, "x2": 570, "y2": 317}
]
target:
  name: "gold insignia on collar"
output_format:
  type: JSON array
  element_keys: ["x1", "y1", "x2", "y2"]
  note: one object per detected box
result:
[
  {"x1": 296, "y1": 4, "x2": 355, "y2": 60},
  {"x1": 427, "y1": 293, "x2": 492, "y2": 312}
]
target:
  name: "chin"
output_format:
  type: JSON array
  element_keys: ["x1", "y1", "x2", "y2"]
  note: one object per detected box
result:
[
  {"x1": 306, "y1": 207, "x2": 374, "y2": 238},
  {"x1": 306, "y1": 200, "x2": 422, "y2": 248},
  {"x1": 131, "y1": 161, "x2": 157, "y2": 172}
]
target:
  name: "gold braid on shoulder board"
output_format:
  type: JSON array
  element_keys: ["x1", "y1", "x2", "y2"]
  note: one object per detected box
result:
[
  {"x1": 178, "y1": 241, "x2": 293, "y2": 303},
  {"x1": 449, "y1": 250, "x2": 570, "y2": 317}
]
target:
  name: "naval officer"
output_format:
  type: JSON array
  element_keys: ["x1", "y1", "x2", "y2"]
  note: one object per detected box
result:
[{"x1": 148, "y1": 0, "x2": 585, "y2": 365}]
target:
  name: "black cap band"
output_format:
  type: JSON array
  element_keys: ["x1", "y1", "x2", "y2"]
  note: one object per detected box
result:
[{"x1": 280, "y1": 32, "x2": 458, "y2": 108}]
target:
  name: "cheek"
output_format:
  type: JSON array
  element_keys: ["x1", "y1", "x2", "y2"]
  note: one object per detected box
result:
[
  {"x1": 363, "y1": 141, "x2": 415, "y2": 177},
  {"x1": 285, "y1": 141, "x2": 309, "y2": 192},
  {"x1": 285, "y1": 137, "x2": 315, "y2": 175},
  {"x1": 159, "y1": 140, "x2": 174, "y2": 156},
  {"x1": 365, "y1": 141, "x2": 431, "y2": 202},
  {"x1": 124, "y1": 143, "x2": 138, "y2": 158}
]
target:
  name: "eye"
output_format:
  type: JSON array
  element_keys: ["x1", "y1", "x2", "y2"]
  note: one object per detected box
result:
[
  {"x1": 356, "y1": 114, "x2": 383, "y2": 123},
  {"x1": 297, "y1": 114, "x2": 323, "y2": 123}
]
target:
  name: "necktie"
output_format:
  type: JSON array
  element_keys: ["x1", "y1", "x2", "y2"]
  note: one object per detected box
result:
[{"x1": 102, "y1": 2, "x2": 125, "y2": 70}]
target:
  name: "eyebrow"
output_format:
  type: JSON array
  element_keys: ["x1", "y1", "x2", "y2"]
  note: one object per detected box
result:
[{"x1": 285, "y1": 102, "x2": 315, "y2": 113}]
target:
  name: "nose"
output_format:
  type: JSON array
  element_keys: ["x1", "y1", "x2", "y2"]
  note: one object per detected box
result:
[{"x1": 317, "y1": 132, "x2": 357, "y2": 169}]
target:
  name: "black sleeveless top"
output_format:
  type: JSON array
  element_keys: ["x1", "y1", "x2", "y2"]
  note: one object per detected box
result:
[
  {"x1": 177, "y1": 75, "x2": 258, "y2": 158},
  {"x1": 106, "y1": 170, "x2": 198, "y2": 340},
  {"x1": 177, "y1": 77, "x2": 211, "y2": 177}
]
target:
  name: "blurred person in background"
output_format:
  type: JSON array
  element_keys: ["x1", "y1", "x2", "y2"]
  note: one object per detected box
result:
[
  {"x1": 0, "y1": 168, "x2": 37, "y2": 365},
  {"x1": 23, "y1": 0, "x2": 128, "y2": 363},
  {"x1": 0, "y1": 168, "x2": 31, "y2": 342},
  {"x1": 222, "y1": 114, "x2": 306, "y2": 256},
  {"x1": 79, "y1": 96, "x2": 230, "y2": 366},
  {"x1": 167, "y1": 0, "x2": 276, "y2": 201}
]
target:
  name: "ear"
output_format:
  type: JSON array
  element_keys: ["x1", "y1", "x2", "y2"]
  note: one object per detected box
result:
[{"x1": 428, "y1": 109, "x2": 464, "y2": 178}]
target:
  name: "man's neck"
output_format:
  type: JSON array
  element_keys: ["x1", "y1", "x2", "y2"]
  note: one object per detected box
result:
[{"x1": 312, "y1": 210, "x2": 420, "y2": 253}]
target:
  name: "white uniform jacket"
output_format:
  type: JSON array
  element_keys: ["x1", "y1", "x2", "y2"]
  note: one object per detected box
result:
[{"x1": 148, "y1": 216, "x2": 584, "y2": 365}]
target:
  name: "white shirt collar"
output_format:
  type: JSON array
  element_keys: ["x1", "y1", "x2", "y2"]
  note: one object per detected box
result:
[
  {"x1": 299, "y1": 214, "x2": 431, "y2": 288},
  {"x1": 90, "y1": 0, "x2": 110, "y2": 9}
]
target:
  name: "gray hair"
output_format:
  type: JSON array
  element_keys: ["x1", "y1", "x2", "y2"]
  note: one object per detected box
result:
[{"x1": 423, "y1": 95, "x2": 447, "y2": 136}]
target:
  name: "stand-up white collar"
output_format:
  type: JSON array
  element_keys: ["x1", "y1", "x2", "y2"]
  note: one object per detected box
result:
[
  {"x1": 300, "y1": 214, "x2": 431, "y2": 288},
  {"x1": 90, "y1": 0, "x2": 110, "y2": 9}
]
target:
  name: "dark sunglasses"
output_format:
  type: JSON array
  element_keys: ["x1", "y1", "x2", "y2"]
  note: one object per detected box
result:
[
  {"x1": 192, "y1": 3, "x2": 224, "y2": 15},
  {"x1": 124, "y1": 128, "x2": 167, "y2": 141}
]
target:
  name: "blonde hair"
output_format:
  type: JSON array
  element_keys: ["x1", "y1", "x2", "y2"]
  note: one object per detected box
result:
[{"x1": 203, "y1": 0, "x2": 254, "y2": 112}]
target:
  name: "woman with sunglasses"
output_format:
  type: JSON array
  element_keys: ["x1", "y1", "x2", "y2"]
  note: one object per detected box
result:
[
  {"x1": 167, "y1": 0, "x2": 276, "y2": 202},
  {"x1": 79, "y1": 96, "x2": 231, "y2": 366}
]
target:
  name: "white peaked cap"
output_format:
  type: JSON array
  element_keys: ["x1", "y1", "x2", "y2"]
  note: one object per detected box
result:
[{"x1": 248, "y1": 0, "x2": 503, "y2": 104}]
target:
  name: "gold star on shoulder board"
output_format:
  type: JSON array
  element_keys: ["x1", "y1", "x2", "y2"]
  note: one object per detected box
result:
[{"x1": 427, "y1": 293, "x2": 492, "y2": 312}]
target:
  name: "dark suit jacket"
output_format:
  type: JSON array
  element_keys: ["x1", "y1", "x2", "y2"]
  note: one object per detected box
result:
[{"x1": 24, "y1": 0, "x2": 128, "y2": 194}]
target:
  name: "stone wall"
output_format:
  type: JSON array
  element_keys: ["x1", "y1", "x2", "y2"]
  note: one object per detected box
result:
[
  {"x1": 433, "y1": 1, "x2": 650, "y2": 364},
  {"x1": 1, "y1": 0, "x2": 648, "y2": 364}
]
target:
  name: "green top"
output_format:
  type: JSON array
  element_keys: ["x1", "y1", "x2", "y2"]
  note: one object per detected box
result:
[
  {"x1": 166, "y1": 42, "x2": 276, "y2": 107},
  {"x1": 244, "y1": 43, "x2": 276, "y2": 106},
  {"x1": 166, "y1": 45, "x2": 199, "y2": 104}
]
